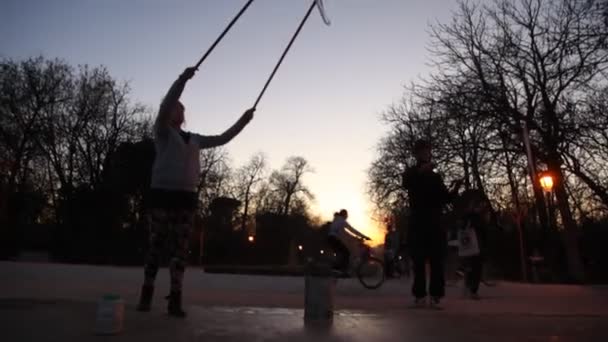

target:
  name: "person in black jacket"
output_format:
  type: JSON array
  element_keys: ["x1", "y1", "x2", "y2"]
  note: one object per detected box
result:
[{"x1": 402, "y1": 139, "x2": 462, "y2": 309}]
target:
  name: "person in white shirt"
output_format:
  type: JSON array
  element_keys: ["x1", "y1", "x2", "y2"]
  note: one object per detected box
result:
[
  {"x1": 137, "y1": 66, "x2": 254, "y2": 317},
  {"x1": 327, "y1": 209, "x2": 371, "y2": 272}
]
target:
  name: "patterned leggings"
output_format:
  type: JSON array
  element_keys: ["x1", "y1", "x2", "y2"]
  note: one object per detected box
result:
[{"x1": 143, "y1": 207, "x2": 194, "y2": 292}]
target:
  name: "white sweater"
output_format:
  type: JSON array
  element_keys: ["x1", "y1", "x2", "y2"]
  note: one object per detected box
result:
[
  {"x1": 150, "y1": 121, "x2": 249, "y2": 192},
  {"x1": 150, "y1": 72, "x2": 251, "y2": 193},
  {"x1": 150, "y1": 128, "x2": 202, "y2": 192},
  {"x1": 329, "y1": 216, "x2": 368, "y2": 240}
]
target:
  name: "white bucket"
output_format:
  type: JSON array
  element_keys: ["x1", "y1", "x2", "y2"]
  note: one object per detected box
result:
[{"x1": 94, "y1": 294, "x2": 124, "y2": 335}]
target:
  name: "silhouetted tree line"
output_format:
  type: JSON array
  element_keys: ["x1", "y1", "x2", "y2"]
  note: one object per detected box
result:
[
  {"x1": 0, "y1": 56, "x2": 321, "y2": 265},
  {"x1": 369, "y1": 0, "x2": 608, "y2": 283},
  {"x1": 0, "y1": 56, "x2": 152, "y2": 262}
]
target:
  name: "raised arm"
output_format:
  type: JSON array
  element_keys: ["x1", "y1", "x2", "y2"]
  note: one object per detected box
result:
[
  {"x1": 195, "y1": 108, "x2": 255, "y2": 149},
  {"x1": 345, "y1": 222, "x2": 370, "y2": 240},
  {"x1": 154, "y1": 67, "x2": 196, "y2": 137}
]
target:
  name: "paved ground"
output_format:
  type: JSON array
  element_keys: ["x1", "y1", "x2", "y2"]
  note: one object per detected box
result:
[{"x1": 2, "y1": 262, "x2": 608, "y2": 341}]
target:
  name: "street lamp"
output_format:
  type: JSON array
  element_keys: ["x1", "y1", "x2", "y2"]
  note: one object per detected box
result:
[
  {"x1": 539, "y1": 171, "x2": 556, "y2": 235},
  {"x1": 539, "y1": 172, "x2": 554, "y2": 193}
]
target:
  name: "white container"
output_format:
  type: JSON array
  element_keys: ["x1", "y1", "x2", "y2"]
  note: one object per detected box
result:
[{"x1": 94, "y1": 294, "x2": 124, "y2": 335}]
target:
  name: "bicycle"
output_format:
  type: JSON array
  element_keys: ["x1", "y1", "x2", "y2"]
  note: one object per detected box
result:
[{"x1": 328, "y1": 237, "x2": 386, "y2": 289}]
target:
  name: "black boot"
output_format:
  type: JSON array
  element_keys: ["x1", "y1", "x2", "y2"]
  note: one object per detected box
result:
[
  {"x1": 136, "y1": 285, "x2": 154, "y2": 312},
  {"x1": 166, "y1": 291, "x2": 187, "y2": 318}
]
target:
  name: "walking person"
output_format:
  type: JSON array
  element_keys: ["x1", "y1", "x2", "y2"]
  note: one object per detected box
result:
[
  {"x1": 136, "y1": 66, "x2": 255, "y2": 317},
  {"x1": 460, "y1": 191, "x2": 491, "y2": 299}
]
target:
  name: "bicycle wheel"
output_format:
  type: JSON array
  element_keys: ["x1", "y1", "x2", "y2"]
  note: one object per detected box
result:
[{"x1": 357, "y1": 256, "x2": 385, "y2": 289}]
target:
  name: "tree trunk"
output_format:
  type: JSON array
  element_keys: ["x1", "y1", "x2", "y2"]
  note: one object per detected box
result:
[
  {"x1": 282, "y1": 193, "x2": 292, "y2": 217},
  {"x1": 470, "y1": 142, "x2": 486, "y2": 196},
  {"x1": 461, "y1": 141, "x2": 471, "y2": 190},
  {"x1": 548, "y1": 158, "x2": 585, "y2": 283},
  {"x1": 521, "y1": 121, "x2": 551, "y2": 244},
  {"x1": 501, "y1": 135, "x2": 527, "y2": 282},
  {"x1": 241, "y1": 190, "x2": 250, "y2": 232}
]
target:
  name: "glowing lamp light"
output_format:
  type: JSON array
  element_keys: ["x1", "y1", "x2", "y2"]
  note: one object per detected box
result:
[
  {"x1": 298, "y1": 245, "x2": 303, "y2": 251},
  {"x1": 539, "y1": 173, "x2": 554, "y2": 192},
  {"x1": 248, "y1": 235, "x2": 255, "y2": 243},
  {"x1": 320, "y1": 250, "x2": 324, "y2": 255}
]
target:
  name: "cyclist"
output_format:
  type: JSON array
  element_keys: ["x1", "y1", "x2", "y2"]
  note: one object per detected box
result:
[{"x1": 327, "y1": 209, "x2": 371, "y2": 274}]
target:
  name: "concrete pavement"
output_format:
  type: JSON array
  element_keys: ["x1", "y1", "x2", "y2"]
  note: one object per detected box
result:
[{"x1": 2, "y1": 262, "x2": 607, "y2": 341}]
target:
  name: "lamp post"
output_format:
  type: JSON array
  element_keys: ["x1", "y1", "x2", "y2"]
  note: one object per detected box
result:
[
  {"x1": 539, "y1": 171, "x2": 555, "y2": 235},
  {"x1": 529, "y1": 172, "x2": 554, "y2": 283}
]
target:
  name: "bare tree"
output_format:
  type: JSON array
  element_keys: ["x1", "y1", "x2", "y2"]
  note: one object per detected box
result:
[
  {"x1": 269, "y1": 156, "x2": 314, "y2": 216},
  {"x1": 426, "y1": 0, "x2": 608, "y2": 281},
  {"x1": 250, "y1": 179, "x2": 277, "y2": 215},
  {"x1": 0, "y1": 57, "x2": 151, "y2": 225},
  {"x1": 197, "y1": 148, "x2": 233, "y2": 219},
  {"x1": 0, "y1": 57, "x2": 70, "y2": 195},
  {"x1": 233, "y1": 152, "x2": 267, "y2": 231},
  {"x1": 369, "y1": 0, "x2": 607, "y2": 281}
]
